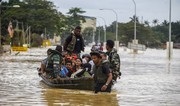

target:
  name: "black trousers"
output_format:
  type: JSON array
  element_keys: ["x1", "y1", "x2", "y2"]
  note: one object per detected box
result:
[{"x1": 94, "y1": 83, "x2": 112, "y2": 93}]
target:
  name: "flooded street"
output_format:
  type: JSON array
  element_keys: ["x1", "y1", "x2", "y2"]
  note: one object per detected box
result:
[{"x1": 0, "y1": 47, "x2": 180, "y2": 106}]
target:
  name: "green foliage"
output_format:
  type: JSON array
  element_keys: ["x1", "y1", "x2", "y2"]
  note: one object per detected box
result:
[
  {"x1": 172, "y1": 21, "x2": 180, "y2": 43},
  {"x1": 106, "y1": 19, "x2": 180, "y2": 48},
  {"x1": 66, "y1": 7, "x2": 86, "y2": 29},
  {"x1": 106, "y1": 32, "x2": 115, "y2": 41},
  {"x1": 151, "y1": 25, "x2": 168, "y2": 43},
  {"x1": 1, "y1": 0, "x2": 64, "y2": 38},
  {"x1": 1, "y1": 0, "x2": 180, "y2": 48},
  {"x1": 1, "y1": 0, "x2": 86, "y2": 47}
]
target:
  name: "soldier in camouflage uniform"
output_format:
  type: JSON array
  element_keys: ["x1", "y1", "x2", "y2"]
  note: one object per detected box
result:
[
  {"x1": 106, "y1": 40, "x2": 121, "y2": 83},
  {"x1": 45, "y1": 45, "x2": 63, "y2": 78}
]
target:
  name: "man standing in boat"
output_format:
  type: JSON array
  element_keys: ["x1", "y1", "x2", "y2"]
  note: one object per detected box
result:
[
  {"x1": 45, "y1": 45, "x2": 63, "y2": 78},
  {"x1": 63, "y1": 26, "x2": 85, "y2": 57},
  {"x1": 90, "y1": 51, "x2": 113, "y2": 93}
]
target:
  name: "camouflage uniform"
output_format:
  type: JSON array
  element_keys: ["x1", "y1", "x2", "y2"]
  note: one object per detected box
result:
[
  {"x1": 45, "y1": 50, "x2": 63, "y2": 78},
  {"x1": 107, "y1": 48, "x2": 121, "y2": 82}
]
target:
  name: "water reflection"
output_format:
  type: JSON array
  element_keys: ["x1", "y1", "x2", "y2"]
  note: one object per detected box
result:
[{"x1": 41, "y1": 87, "x2": 118, "y2": 106}]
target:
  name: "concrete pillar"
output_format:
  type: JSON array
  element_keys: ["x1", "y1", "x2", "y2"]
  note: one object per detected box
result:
[
  {"x1": 166, "y1": 42, "x2": 173, "y2": 59},
  {"x1": 132, "y1": 39, "x2": 138, "y2": 53},
  {"x1": 115, "y1": 41, "x2": 119, "y2": 51}
]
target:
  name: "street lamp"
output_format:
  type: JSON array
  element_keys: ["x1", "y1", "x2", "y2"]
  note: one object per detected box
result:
[
  {"x1": 168, "y1": 0, "x2": 172, "y2": 60},
  {"x1": 132, "y1": 0, "x2": 137, "y2": 41},
  {"x1": 99, "y1": 9, "x2": 119, "y2": 50},
  {"x1": 97, "y1": 16, "x2": 106, "y2": 43},
  {"x1": 0, "y1": 2, "x2": 20, "y2": 46},
  {"x1": 131, "y1": 0, "x2": 138, "y2": 53},
  {"x1": 97, "y1": 21, "x2": 101, "y2": 43},
  {"x1": 0, "y1": 1, "x2": 2, "y2": 46}
]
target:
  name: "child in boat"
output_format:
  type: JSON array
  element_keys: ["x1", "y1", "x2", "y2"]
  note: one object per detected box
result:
[{"x1": 65, "y1": 60, "x2": 75, "y2": 77}]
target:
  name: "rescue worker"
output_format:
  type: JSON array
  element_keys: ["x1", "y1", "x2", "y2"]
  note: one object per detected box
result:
[
  {"x1": 106, "y1": 40, "x2": 121, "y2": 82},
  {"x1": 63, "y1": 26, "x2": 85, "y2": 57},
  {"x1": 90, "y1": 51, "x2": 112, "y2": 93},
  {"x1": 39, "y1": 48, "x2": 52, "y2": 74},
  {"x1": 45, "y1": 45, "x2": 63, "y2": 78}
]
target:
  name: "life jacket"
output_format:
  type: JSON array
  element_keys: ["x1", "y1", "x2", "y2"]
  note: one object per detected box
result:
[
  {"x1": 66, "y1": 34, "x2": 76, "y2": 52},
  {"x1": 93, "y1": 60, "x2": 109, "y2": 84}
]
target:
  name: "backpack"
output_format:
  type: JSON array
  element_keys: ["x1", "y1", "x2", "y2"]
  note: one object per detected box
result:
[{"x1": 45, "y1": 50, "x2": 63, "y2": 73}]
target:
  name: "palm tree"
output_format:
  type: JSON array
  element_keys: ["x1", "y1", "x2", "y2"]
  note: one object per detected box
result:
[
  {"x1": 152, "y1": 19, "x2": 158, "y2": 26},
  {"x1": 67, "y1": 7, "x2": 86, "y2": 26},
  {"x1": 67, "y1": 7, "x2": 85, "y2": 17},
  {"x1": 66, "y1": 7, "x2": 86, "y2": 28},
  {"x1": 144, "y1": 20, "x2": 150, "y2": 27},
  {"x1": 129, "y1": 15, "x2": 139, "y2": 23},
  {"x1": 162, "y1": 20, "x2": 168, "y2": 26}
]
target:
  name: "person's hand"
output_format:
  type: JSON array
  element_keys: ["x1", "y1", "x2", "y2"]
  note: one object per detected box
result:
[{"x1": 101, "y1": 85, "x2": 107, "y2": 91}]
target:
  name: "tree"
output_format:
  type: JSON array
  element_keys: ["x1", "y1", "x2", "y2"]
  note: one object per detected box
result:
[
  {"x1": 22, "y1": 0, "x2": 63, "y2": 35},
  {"x1": 171, "y1": 21, "x2": 180, "y2": 43},
  {"x1": 129, "y1": 15, "x2": 139, "y2": 23},
  {"x1": 144, "y1": 20, "x2": 150, "y2": 27},
  {"x1": 152, "y1": 19, "x2": 158, "y2": 26},
  {"x1": 66, "y1": 7, "x2": 86, "y2": 29},
  {"x1": 162, "y1": 20, "x2": 168, "y2": 26},
  {"x1": 2, "y1": 0, "x2": 65, "y2": 37},
  {"x1": 1, "y1": 0, "x2": 67, "y2": 46}
]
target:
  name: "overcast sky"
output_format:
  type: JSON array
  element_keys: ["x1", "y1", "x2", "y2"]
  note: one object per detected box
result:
[{"x1": 49, "y1": 0, "x2": 180, "y2": 26}]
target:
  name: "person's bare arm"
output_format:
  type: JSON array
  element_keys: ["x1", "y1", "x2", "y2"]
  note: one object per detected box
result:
[{"x1": 101, "y1": 73, "x2": 112, "y2": 91}]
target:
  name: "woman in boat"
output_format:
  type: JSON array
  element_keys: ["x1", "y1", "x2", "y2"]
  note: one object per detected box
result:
[{"x1": 70, "y1": 58, "x2": 83, "y2": 78}]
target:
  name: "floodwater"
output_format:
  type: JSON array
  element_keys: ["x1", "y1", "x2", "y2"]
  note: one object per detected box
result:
[{"x1": 0, "y1": 47, "x2": 180, "y2": 106}]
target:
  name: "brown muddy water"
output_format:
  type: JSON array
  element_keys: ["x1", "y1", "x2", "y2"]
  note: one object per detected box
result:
[{"x1": 0, "y1": 47, "x2": 180, "y2": 106}]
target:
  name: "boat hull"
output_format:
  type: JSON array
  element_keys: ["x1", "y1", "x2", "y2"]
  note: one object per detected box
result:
[{"x1": 39, "y1": 73, "x2": 95, "y2": 91}]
